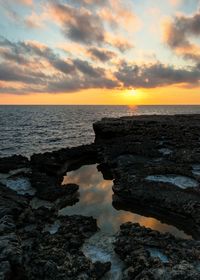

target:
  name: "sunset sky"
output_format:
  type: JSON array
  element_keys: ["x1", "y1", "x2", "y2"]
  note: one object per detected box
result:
[{"x1": 0, "y1": 0, "x2": 200, "y2": 104}]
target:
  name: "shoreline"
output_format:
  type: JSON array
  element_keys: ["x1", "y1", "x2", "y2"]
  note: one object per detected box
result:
[{"x1": 1, "y1": 114, "x2": 200, "y2": 279}]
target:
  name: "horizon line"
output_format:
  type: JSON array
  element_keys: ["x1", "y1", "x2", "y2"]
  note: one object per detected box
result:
[{"x1": 1, "y1": 104, "x2": 200, "y2": 106}]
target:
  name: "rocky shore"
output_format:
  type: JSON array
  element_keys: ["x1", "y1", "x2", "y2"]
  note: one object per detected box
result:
[
  {"x1": 115, "y1": 223, "x2": 200, "y2": 279},
  {"x1": 1, "y1": 114, "x2": 200, "y2": 279},
  {"x1": 94, "y1": 115, "x2": 200, "y2": 238},
  {"x1": 0, "y1": 147, "x2": 111, "y2": 280}
]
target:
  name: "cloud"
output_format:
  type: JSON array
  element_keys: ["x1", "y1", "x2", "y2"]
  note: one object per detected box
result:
[
  {"x1": 105, "y1": 33, "x2": 134, "y2": 52},
  {"x1": 47, "y1": 72, "x2": 118, "y2": 93},
  {"x1": 18, "y1": 0, "x2": 33, "y2": 5},
  {"x1": 88, "y1": 47, "x2": 115, "y2": 61},
  {"x1": 0, "y1": 48, "x2": 28, "y2": 64},
  {"x1": 1, "y1": 36, "x2": 200, "y2": 95},
  {"x1": 115, "y1": 62, "x2": 200, "y2": 88},
  {"x1": 169, "y1": 0, "x2": 182, "y2": 7},
  {"x1": 0, "y1": 0, "x2": 35, "y2": 27},
  {"x1": 0, "y1": 37, "x2": 118, "y2": 94},
  {"x1": 99, "y1": 0, "x2": 141, "y2": 33},
  {"x1": 48, "y1": 0, "x2": 137, "y2": 51},
  {"x1": 163, "y1": 11, "x2": 200, "y2": 62},
  {"x1": 50, "y1": 3, "x2": 105, "y2": 45},
  {"x1": 73, "y1": 59, "x2": 105, "y2": 77},
  {"x1": 0, "y1": 63, "x2": 48, "y2": 84},
  {"x1": 24, "y1": 12, "x2": 45, "y2": 29},
  {"x1": 67, "y1": 0, "x2": 108, "y2": 6},
  {"x1": 0, "y1": 37, "x2": 75, "y2": 74}
]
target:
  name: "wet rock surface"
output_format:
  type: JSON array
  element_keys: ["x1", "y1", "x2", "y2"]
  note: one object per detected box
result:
[
  {"x1": 114, "y1": 222, "x2": 200, "y2": 279},
  {"x1": 93, "y1": 115, "x2": 200, "y2": 237}
]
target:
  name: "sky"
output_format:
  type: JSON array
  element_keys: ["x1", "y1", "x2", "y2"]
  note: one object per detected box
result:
[{"x1": 0, "y1": 0, "x2": 200, "y2": 105}]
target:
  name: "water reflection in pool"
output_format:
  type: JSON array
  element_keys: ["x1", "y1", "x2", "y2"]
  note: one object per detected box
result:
[{"x1": 59, "y1": 164, "x2": 190, "y2": 239}]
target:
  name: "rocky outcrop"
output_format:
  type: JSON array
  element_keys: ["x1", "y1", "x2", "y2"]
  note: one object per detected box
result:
[
  {"x1": 114, "y1": 222, "x2": 200, "y2": 279},
  {"x1": 0, "y1": 155, "x2": 29, "y2": 173},
  {"x1": 93, "y1": 115, "x2": 200, "y2": 237},
  {"x1": 30, "y1": 144, "x2": 98, "y2": 205},
  {"x1": 31, "y1": 144, "x2": 98, "y2": 176},
  {"x1": 20, "y1": 214, "x2": 109, "y2": 280},
  {"x1": 0, "y1": 143, "x2": 110, "y2": 280},
  {"x1": 0, "y1": 180, "x2": 110, "y2": 279}
]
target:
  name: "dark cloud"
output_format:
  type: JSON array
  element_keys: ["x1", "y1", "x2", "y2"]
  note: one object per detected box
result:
[
  {"x1": 52, "y1": 3, "x2": 105, "y2": 45},
  {"x1": 0, "y1": 60, "x2": 118, "y2": 94},
  {"x1": 47, "y1": 70, "x2": 118, "y2": 93},
  {"x1": 74, "y1": 59, "x2": 105, "y2": 77},
  {"x1": 165, "y1": 11, "x2": 200, "y2": 62},
  {"x1": 0, "y1": 37, "x2": 107, "y2": 79},
  {"x1": 0, "y1": 48, "x2": 28, "y2": 64},
  {"x1": 115, "y1": 62, "x2": 200, "y2": 88},
  {"x1": 0, "y1": 37, "x2": 118, "y2": 93},
  {"x1": 88, "y1": 47, "x2": 115, "y2": 61},
  {"x1": 0, "y1": 36, "x2": 75, "y2": 74},
  {"x1": 166, "y1": 11, "x2": 200, "y2": 48},
  {"x1": 1, "y1": 36, "x2": 200, "y2": 95},
  {"x1": 0, "y1": 37, "x2": 42, "y2": 65},
  {"x1": 0, "y1": 63, "x2": 48, "y2": 84},
  {"x1": 46, "y1": 58, "x2": 118, "y2": 93},
  {"x1": 51, "y1": 59, "x2": 75, "y2": 74}
]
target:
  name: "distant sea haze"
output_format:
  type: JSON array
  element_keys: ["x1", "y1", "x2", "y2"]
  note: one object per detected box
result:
[{"x1": 1, "y1": 105, "x2": 200, "y2": 157}]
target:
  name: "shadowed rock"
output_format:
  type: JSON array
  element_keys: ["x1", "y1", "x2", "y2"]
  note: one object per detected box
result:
[
  {"x1": 114, "y1": 222, "x2": 200, "y2": 279},
  {"x1": 94, "y1": 115, "x2": 200, "y2": 237},
  {"x1": 0, "y1": 155, "x2": 29, "y2": 173}
]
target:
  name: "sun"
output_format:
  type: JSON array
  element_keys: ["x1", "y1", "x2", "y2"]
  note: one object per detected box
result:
[
  {"x1": 122, "y1": 89, "x2": 145, "y2": 105},
  {"x1": 130, "y1": 89, "x2": 137, "y2": 95},
  {"x1": 125, "y1": 89, "x2": 138, "y2": 98}
]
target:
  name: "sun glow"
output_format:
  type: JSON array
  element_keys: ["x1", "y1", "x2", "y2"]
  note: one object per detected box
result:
[
  {"x1": 130, "y1": 89, "x2": 137, "y2": 95},
  {"x1": 122, "y1": 89, "x2": 145, "y2": 105}
]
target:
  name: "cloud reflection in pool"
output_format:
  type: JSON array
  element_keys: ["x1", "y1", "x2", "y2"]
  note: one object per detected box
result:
[{"x1": 59, "y1": 164, "x2": 190, "y2": 239}]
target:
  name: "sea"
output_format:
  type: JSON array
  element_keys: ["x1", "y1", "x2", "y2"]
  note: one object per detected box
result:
[{"x1": 1, "y1": 105, "x2": 200, "y2": 157}]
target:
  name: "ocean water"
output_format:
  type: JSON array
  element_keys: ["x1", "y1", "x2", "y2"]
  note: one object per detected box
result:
[{"x1": 1, "y1": 105, "x2": 200, "y2": 157}]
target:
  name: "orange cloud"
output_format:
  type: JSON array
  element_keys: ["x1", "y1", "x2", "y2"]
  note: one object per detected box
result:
[
  {"x1": 99, "y1": 0, "x2": 141, "y2": 33},
  {"x1": 105, "y1": 33, "x2": 134, "y2": 52},
  {"x1": 22, "y1": 0, "x2": 32, "y2": 4},
  {"x1": 169, "y1": 0, "x2": 182, "y2": 6},
  {"x1": 25, "y1": 12, "x2": 45, "y2": 29}
]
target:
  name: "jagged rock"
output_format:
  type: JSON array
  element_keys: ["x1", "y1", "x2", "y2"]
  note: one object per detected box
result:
[
  {"x1": 90, "y1": 261, "x2": 111, "y2": 279},
  {"x1": 0, "y1": 261, "x2": 11, "y2": 280},
  {"x1": 114, "y1": 222, "x2": 200, "y2": 280},
  {"x1": 31, "y1": 144, "x2": 98, "y2": 176},
  {"x1": 94, "y1": 115, "x2": 200, "y2": 237},
  {"x1": 0, "y1": 180, "x2": 110, "y2": 279},
  {"x1": 30, "y1": 170, "x2": 79, "y2": 202},
  {"x1": 0, "y1": 155, "x2": 29, "y2": 173}
]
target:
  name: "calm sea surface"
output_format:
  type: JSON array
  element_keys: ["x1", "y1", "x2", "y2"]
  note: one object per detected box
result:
[{"x1": 1, "y1": 105, "x2": 200, "y2": 157}]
